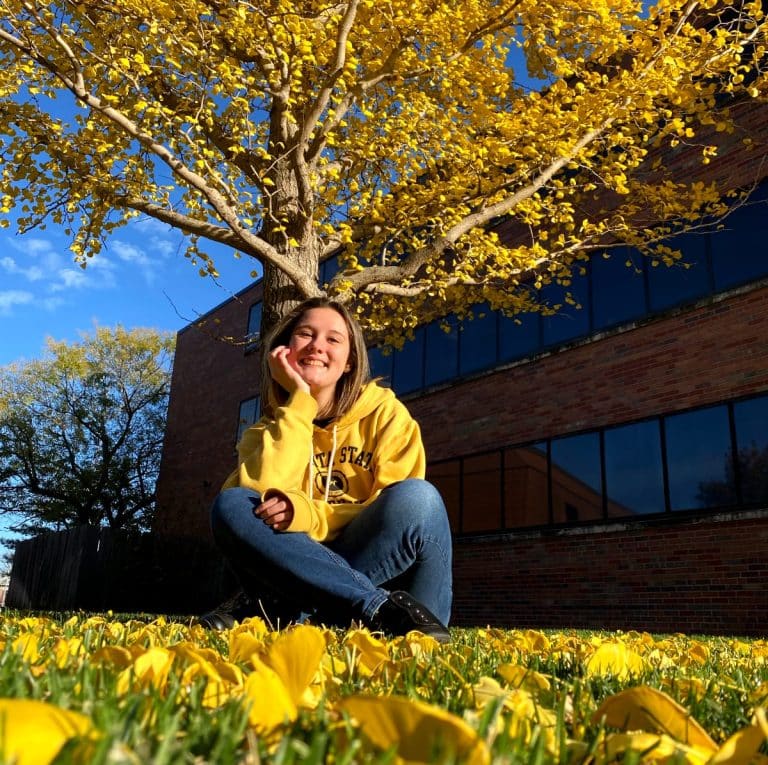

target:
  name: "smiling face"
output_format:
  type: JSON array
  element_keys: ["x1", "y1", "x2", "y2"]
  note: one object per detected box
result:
[{"x1": 287, "y1": 307, "x2": 352, "y2": 411}]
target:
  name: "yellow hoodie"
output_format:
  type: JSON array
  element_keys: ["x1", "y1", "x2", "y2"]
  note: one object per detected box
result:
[{"x1": 222, "y1": 381, "x2": 426, "y2": 541}]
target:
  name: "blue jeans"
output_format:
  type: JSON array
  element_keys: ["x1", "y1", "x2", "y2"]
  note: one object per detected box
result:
[{"x1": 210, "y1": 478, "x2": 453, "y2": 626}]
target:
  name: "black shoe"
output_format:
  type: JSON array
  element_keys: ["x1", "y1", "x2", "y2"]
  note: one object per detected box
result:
[
  {"x1": 197, "y1": 589, "x2": 255, "y2": 631},
  {"x1": 369, "y1": 591, "x2": 451, "y2": 643}
]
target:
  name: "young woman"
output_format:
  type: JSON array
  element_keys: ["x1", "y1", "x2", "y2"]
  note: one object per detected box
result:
[{"x1": 199, "y1": 297, "x2": 453, "y2": 641}]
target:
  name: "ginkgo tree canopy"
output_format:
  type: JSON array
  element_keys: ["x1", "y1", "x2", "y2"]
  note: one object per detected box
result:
[{"x1": 0, "y1": 0, "x2": 766, "y2": 341}]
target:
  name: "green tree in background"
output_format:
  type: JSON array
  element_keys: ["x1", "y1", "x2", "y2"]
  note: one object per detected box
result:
[{"x1": 0, "y1": 326, "x2": 174, "y2": 539}]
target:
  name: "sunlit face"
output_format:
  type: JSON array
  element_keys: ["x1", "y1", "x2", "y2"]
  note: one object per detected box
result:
[{"x1": 287, "y1": 307, "x2": 352, "y2": 407}]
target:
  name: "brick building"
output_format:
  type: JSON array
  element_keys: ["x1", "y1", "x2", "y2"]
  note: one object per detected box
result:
[{"x1": 155, "y1": 97, "x2": 768, "y2": 635}]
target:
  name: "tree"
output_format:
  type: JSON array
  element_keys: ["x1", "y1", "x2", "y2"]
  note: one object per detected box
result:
[
  {"x1": 0, "y1": 1, "x2": 766, "y2": 339},
  {"x1": 0, "y1": 326, "x2": 174, "y2": 537},
  {"x1": 697, "y1": 443, "x2": 768, "y2": 508}
]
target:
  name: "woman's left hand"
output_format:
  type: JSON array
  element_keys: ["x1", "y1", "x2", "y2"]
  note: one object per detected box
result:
[{"x1": 254, "y1": 492, "x2": 294, "y2": 531}]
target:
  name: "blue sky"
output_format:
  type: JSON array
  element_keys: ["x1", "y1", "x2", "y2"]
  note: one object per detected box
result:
[
  {"x1": 0, "y1": 217, "x2": 260, "y2": 367},
  {"x1": 0, "y1": 218, "x2": 261, "y2": 570}
]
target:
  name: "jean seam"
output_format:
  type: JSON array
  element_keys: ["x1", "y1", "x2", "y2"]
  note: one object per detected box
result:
[
  {"x1": 362, "y1": 591, "x2": 389, "y2": 621},
  {"x1": 316, "y1": 541, "x2": 378, "y2": 591},
  {"x1": 364, "y1": 532, "x2": 452, "y2": 586}
]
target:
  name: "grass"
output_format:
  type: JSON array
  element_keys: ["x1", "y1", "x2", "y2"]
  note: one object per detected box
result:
[{"x1": 0, "y1": 610, "x2": 767, "y2": 764}]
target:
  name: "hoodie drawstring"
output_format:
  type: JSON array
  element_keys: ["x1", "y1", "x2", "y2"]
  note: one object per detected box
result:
[
  {"x1": 309, "y1": 424, "x2": 339, "y2": 504},
  {"x1": 324, "y1": 425, "x2": 338, "y2": 504}
]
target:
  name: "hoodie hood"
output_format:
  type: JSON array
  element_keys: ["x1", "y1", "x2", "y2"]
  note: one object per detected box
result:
[{"x1": 323, "y1": 381, "x2": 396, "y2": 430}]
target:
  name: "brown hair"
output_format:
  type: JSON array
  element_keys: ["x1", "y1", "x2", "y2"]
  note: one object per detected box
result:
[{"x1": 260, "y1": 297, "x2": 370, "y2": 420}]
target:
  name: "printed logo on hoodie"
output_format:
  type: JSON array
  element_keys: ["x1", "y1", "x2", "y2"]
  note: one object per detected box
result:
[
  {"x1": 313, "y1": 446, "x2": 374, "y2": 472},
  {"x1": 315, "y1": 470, "x2": 349, "y2": 500}
]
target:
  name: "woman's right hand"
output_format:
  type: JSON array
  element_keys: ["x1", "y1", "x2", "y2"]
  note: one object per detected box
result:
[
  {"x1": 254, "y1": 492, "x2": 295, "y2": 531},
  {"x1": 268, "y1": 345, "x2": 310, "y2": 395}
]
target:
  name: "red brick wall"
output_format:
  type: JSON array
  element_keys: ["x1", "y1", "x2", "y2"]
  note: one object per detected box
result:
[
  {"x1": 410, "y1": 283, "x2": 768, "y2": 461},
  {"x1": 154, "y1": 282, "x2": 263, "y2": 541},
  {"x1": 452, "y1": 510, "x2": 768, "y2": 636},
  {"x1": 152, "y1": 95, "x2": 768, "y2": 633},
  {"x1": 154, "y1": 280, "x2": 768, "y2": 634}
]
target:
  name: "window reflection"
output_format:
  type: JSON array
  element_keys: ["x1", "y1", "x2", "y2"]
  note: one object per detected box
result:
[
  {"x1": 499, "y1": 311, "x2": 541, "y2": 362},
  {"x1": 647, "y1": 232, "x2": 710, "y2": 312},
  {"x1": 711, "y1": 183, "x2": 768, "y2": 291},
  {"x1": 541, "y1": 270, "x2": 590, "y2": 347},
  {"x1": 462, "y1": 452, "x2": 502, "y2": 532},
  {"x1": 604, "y1": 420, "x2": 665, "y2": 516},
  {"x1": 392, "y1": 327, "x2": 424, "y2": 395},
  {"x1": 591, "y1": 249, "x2": 647, "y2": 329},
  {"x1": 237, "y1": 397, "x2": 260, "y2": 443},
  {"x1": 427, "y1": 460, "x2": 461, "y2": 533},
  {"x1": 733, "y1": 395, "x2": 768, "y2": 506},
  {"x1": 665, "y1": 406, "x2": 735, "y2": 510},
  {"x1": 550, "y1": 432, "x2": 602, "y2": 523},
  {"x1": 246, "y1": 302, "x2": 262, "y2": 337},
  {"x1": 459, "y1": 304, "x2": 498, "y2": 375},
  {"x1": 425, "y1": 318, "x2": 459, "y2": 386},
  {"x1": 245, "y1": 302, "x2": 263, "y2": 353},
  {"x1": 504, "y1": 443, "x2": 549, "y2": 527},
  {"x1": 320, "y1": 254, "x2": 340, "y2": 286},
  {"x1": 368, "y1": 346, "x2": 393, "y2": 386}
]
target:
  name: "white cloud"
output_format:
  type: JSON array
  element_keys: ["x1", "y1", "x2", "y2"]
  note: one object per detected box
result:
[
  {"x1": 0, "y1": 218, "x2": 178, "y2": 319},
  {"x1": 53, "y1": 268, "x2": 88, "y2": 290},
  {"x1": 109, "y1": 238, "x2": 162, "y2": 285},
  {"x1": 49, "y1": 257, "x2": 118, "y2": 293},
  {"x1": 0, "y1": 256, "x2": 44, "y2": 282},
  {"x1": 11, "y1": 236, "x2": 55, "y2": 257},
  {"x1": 0, "y1": 290, "x2": 34, "y2": 315},
  {"x1": 128, "y1": 218, "x2": 179, "y2": 258},
  {"x1": 111, "y1": 240, "x2": 149, "y2": 264},
  {"x1": 40, "y1": 296, "x2": 66, "y2": 311}
]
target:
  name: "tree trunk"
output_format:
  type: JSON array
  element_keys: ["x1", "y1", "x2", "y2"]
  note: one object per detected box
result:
[{"x1": 262, "y1": 250, "x2": 318, "y2": 336}]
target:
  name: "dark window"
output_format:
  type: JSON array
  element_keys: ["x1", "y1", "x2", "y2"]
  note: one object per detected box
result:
[
  {"x1": 733, "y1": 395, "x2": 768, "y2": 506},
  {"x1": 320, "y1": 254, "x2": 341, "y2": 286},
  {"x1": 245, "y1": 302, "x2": 263, "y2": 353},
  {"x1": 461, "y1": 452, "x2": 502, "y2": 532},
  {"x1": 711, "y1": 183, "x2": 768, "y2": 291},
  {"x1": 368, "y1": 346, "x2": 393, "y2": 385},
  {"x1": 665, "y1": 405, "x2": 735, "y2": 510},
  {"x1": 427, "y1": 460, "x2": 461, "y2": 533},
  {"x1": 604, "y1": 419, "x2": 665, "y2": 516},
  {"x1": 503, "y1": 443, "x2": 549, "y2": 527},
  {"x1": 541, "y1": 268, "x2": 590, "y2": 347},
  {"x1": 392, "y1": 327, "x2": 425, "y2": 395},
  {"x1": 646, "y1": 232, "x2": 711, "y2": 312},
  {"x1": 237, "y1": 396, "x2": 261, "y2": 443},
  {"x1": 459, "y1": 304, "x2": 497, "y2": 375},
  {"x1": 499, "y1": 310, "x2": 541, "y2": 362},
  {"x1": 591, "y1": 248, "x2": 647, "y2": 329},
  {"x1": 550, "y1": 432, "x2": 602, "y2": 523},
  {"x1": 424, "y1": 317, "x2": 459, "y2": 386}
]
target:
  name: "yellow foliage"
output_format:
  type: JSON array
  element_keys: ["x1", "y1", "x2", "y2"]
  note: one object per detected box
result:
[
  {"x1": 0, "y1": 1, "x2": 766, "y2": 341},
  {"x1": 0, "y1": 698, "x2": 97, "y2": 765}
]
